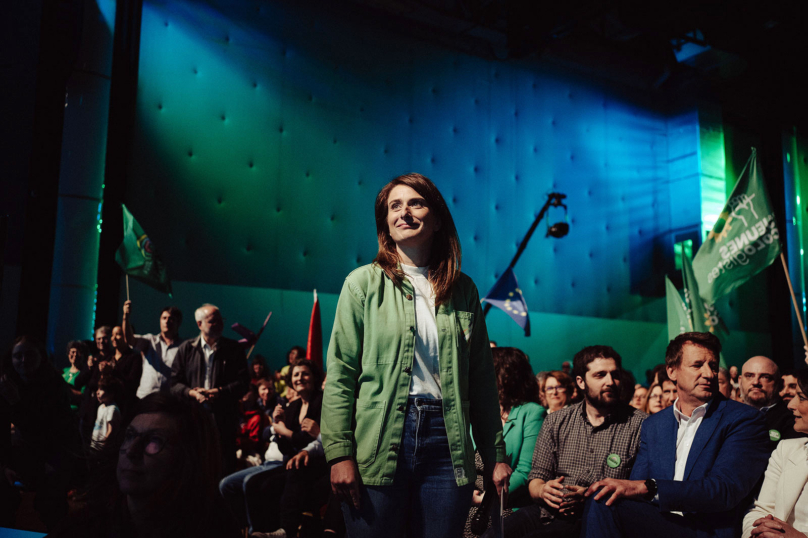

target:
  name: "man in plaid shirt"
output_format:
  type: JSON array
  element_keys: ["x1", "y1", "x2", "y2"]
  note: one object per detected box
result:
[{"x1": 485, "y1": 346, "x2": 646, "y2": 538}]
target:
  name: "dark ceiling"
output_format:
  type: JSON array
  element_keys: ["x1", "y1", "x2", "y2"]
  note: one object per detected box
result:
[{"x1": 346, "y1": 0, "x2": 808, "y2": 127}]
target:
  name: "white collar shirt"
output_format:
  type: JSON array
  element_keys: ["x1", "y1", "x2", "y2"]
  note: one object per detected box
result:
[
  {"x1": 201, "y1": 338, "x2": 215, "y2": 390},
  {"x1": 672, "y1": 398, "x2": 711, "y2": 481}
]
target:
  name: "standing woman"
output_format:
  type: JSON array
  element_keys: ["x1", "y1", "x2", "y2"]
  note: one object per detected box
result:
[{"x1": 323, "y1": 173, "x2": 511, "y2": 538}]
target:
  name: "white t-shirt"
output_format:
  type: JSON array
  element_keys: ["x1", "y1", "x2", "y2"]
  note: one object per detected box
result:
[
  {"x1": 401, "y1": 264, "x2": 441, "y2": 399},
  {"x1": 134, "y1": 333, "x2": 180, "y2": 399},
  {"x1": 92, "y1": 403, "x2": 121, "y2": 445}
]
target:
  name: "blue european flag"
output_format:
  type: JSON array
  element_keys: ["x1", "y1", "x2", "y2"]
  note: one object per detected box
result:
[{"x1": 482, "y1": 267, "x2": 530, "y2": 336}]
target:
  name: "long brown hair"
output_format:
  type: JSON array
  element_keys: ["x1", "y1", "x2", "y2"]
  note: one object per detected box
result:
[
  {"x1": 373, "y1": 173, "x2": 461, "y2": 305},
  {"x1": 493, "y1": 347, "x2": 541, "y2": 412}
]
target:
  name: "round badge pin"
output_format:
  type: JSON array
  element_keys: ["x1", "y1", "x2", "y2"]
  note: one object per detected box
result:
[
  {"x1": 769, "y1": 429, "x2": 781, "y2": 442},
  {"x1": 606, "y1": 454, "x2": 621, "y2": 468}
]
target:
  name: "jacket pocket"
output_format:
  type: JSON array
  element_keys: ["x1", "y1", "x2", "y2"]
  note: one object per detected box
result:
[
  {"x1": 455, "y1": 311, "x2": 475, "y2": 345},
  {"x1": 355, "y1": 400, "x2": 387, "y2": 468}
]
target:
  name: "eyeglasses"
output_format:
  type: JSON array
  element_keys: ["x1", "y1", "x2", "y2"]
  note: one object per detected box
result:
[
  {"x1": 120, "y1": 428, "x2": 169, "y2": 456},
  {"x1": 544, "y1": 386, "x2": 567, "y2": 393}
]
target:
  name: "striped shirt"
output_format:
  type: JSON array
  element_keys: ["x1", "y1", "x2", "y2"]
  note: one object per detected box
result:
[{"x1": 529, "y1": 400, "x2": 646, "y2": 520}]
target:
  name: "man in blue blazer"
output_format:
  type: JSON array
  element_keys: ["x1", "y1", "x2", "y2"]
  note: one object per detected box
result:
[{"x1": 580, "y1": 332, "x2": 770, "y2": 538}]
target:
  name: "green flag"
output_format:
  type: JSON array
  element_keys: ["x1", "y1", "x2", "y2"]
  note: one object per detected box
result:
[
  {"x1": 115, "y1": 205, "x2": 172, "y2": 296},
  {"x1": 682, "y1": 253, "x2": 729, "y2": 339},
  {"x1": 666, "y1": 276, "x2": 691, "y2": 341},
  {"x1": 692, "y1": 148, "x2": 781, "y2": 302}
]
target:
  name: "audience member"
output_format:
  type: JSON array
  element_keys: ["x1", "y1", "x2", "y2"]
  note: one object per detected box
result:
[
  {"x1": 536, "y1": 371, "x2": 548, "y2": 408},
  {"x1": 123, "y1": 300, "x2": 182, "y2": 399},
  {"x1": 642, "y1": 383, "x2": 664, "y2": 415},
  {"x1": 562, "y1": 361, "x2": 572, "y2": 375},
  {"x1": 51, "y1": 393, "x2": 240, "y2": 538},
  {"x1": 109, "y1": 326, "x2": 143, "y2": 407},
  {"x1": 276, "y1": 346, "x2": 305, "y2": 399},
  {"x1": 0, "y1": 336, "x2": 82, "y2": 530},
  {"x1": 171, "y1": 303, "x2": 249, "y2": 475},
  {"x1": 236, "y1": 386, "x2": 270, "y2": 462},
  {"x1": 541, "y1": 370, "x2": 574, "y2": 413},
  {"x1": 730, "y1": 365, "x2": 740, "y2": 390},
  {"x1": 62, "y1": 340, "x2": 87, "y2": 411},
  {"x1": 92, "y1": 376, "x2": 123, "y2": 449},
  {"x1": 485, "y1": 345, "x2": 645, "y2": 538},
  {"x1": 630, "y1": 386, "x2": 647, "y2": 410},
  {"x1": 661, "y1": 379, "x2": 677, "y2": 409},
  {"x1": 781, "y1": 370, "x2": 799, "y2": 404},
  {"x1": 718, "y1": 366, "x2": 732, "y2": 398},
  {"x1": 742, "y1": 369, "x2": 808, "y2": 538},
  {"x1": 740, "y1": 355, "x2": 803, "y2": 449},
  {"x1": 257, "y1": 379, "x2": 283, "y2": 417},
  {"x1": 251, "y1": 355, "x2": 270, "y2": 386},
  {"x1": 582, "y1": 332, "x2": 770, "y2": 538}
]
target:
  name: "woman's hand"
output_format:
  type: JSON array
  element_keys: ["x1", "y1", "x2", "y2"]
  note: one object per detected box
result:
[
  {"x1": 331, "y1": 459, "x2": 362, "y2": 510},
  {"x1": 301, "y1": 418, "x2": 320, "y2": 438},
  {"x1": 472, "y1": 489, "x2": 484, "y2": 506},
  {"x1": 272, "y1": 404, "x2": 286, "y2": 423},
  {"x1": 752, "y1": 514, "x2": 808, "y2": 538},
  {"x1": 490, "y1": 462, "x2": 512, "y2": 497}
]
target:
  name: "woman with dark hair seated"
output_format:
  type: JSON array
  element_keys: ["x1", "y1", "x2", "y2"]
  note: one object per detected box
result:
[
  {"x1": 51, "y1": 392, "x2": 240, "y2": 538},
  {"x1": 0, "y1": 336, "x2": 82, "y2": 531},
  {"x1": 742, "y1": 369, "x2": 808, "y2": 538},
  {"x1": 221, "y1": 357, "x2": 325, "y2": 537}
]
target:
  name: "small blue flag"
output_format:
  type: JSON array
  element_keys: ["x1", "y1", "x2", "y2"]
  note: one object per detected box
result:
[{"x1": 482, "y1": 268, "x2": 530, "y2": 336}]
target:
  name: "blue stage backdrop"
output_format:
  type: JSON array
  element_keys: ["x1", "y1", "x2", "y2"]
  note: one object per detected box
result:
[{"x1": 115, "y1": 0, "x2": 773, "y2": 377}]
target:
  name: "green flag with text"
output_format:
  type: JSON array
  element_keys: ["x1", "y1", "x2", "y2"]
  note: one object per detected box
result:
[
  {"x1": 115, "y1": 205, "x2": 172, "y2": 296},
  {"x1": 666, "y1": 276, "x2": 691, "y2": 341},
  {"x1": 692, "y1": 148, "x2": 781, "y2": 303},
  {"x1": 682, "y1": 253, "x2": 729, "y2": 339}
]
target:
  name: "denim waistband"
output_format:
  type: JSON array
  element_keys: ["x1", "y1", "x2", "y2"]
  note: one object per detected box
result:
[{"x1": 408, "y1": 397, "x2": 443, "y2": 411}]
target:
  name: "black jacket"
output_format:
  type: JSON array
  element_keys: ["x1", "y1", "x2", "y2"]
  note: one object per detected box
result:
[{"x1": 170, "y1": 335, "x2": 249, "y2": 417}]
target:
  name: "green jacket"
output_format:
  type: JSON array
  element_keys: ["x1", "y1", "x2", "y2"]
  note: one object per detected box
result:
[
  {"x1": 503, "y1": 402, "x2": 545, "y2": 504},
  {"x1": 322, "y1": 264, "x2": 506, "y2": 486}
]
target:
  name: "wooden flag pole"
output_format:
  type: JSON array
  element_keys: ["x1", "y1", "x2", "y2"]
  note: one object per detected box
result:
[
  {"x1": 780, "y1": 252, "x2": 808, "y2": 347},
  {"x1": 125, "y1": 274, "x2": 130, "y2": 301}
]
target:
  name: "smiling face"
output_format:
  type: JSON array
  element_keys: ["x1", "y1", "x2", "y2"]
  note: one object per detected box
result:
[
  {"x1": 788, "y1": 384, "x2": 808, "y2": 434},
  {"x1": 95, "y1": 328, "x2": 112, "y2": 355},
  {"x1": 667, "y1": 343, "x2": 718, "y2": 411},
  {"x1": 68, "y1": 347, "x2": 78, "y2": 366},
  {"x1": 111, "y1": 326, "x2": 125, "y2": 351},
  {"x1": 386, "y1": 184, "x2": 441, "y2": 260},
  {"x1": 291, "y1": 365, "x2": 313, "y2": 398},
  {"x1": 740, "y1": 356, "x2": 779, "y2": 409},
  {"x1": 117, "y1": 412, "x2": 177, "y2": 498}
]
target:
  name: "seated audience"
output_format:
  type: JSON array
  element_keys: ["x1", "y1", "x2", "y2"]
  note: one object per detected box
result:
[
  {"x1": 718, "y1": 366, "x2": 732, "y2": 398},
  {"x1": 484, "y1": 345, "x2": 645, "y2": 538},
  {"x1": 661, "y1": 378, "x2": 677, "y2": 409},
  {"x1": 236, "y1": 386, "x2": 270, "y2": 463},
  {"x1": 630, "y1": 385, "x2": 647, "y2": 410},
  {"x1": 781, "y1": 369, "x2": 799, "y2": 404},
  {"x1": 251, "y1": 355, "x2": 270, "y2": 386},
  {"x1": 740, "y1": 355, "x2": 803, "y2": 450},
  {"x1": 642, "y1": 383, "x2": 664, "y2": 415},
  {"x1": 742, "y1": 368, "x2": 808, "y2": 538},
  {"x1": 0, "y1": 336, "x2": 82, "y2": 530},
  {"x1": 540, "y1": 370, "x2": 574, "y2": 413},
  {"x1": 257, "y1": 379, "x2": 283, "y2": 417},
  {"x1": 582, "y1": 332, "x2": 770, "y2": 538},
  {"x1": 51, "y1": 392, "x2": 240, "y2": 538},
  {"x1": 122, "y1": 300, "x2": 182, "y2": 399},
  {"x1": 469, "y1": 346, "x2": 545, "y2": 531}
]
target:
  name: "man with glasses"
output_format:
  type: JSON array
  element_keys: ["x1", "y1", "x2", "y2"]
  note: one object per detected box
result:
[
  {"x1": 740, "y1": 355, "x2": 803, "y2": 450},
  {"x1": 484, "y1": 346, "x2": 645, "y2": 538}
]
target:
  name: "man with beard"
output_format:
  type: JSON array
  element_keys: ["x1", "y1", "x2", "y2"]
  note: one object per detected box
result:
[
  {"x1": 171, "y1": 304, "x2": 249, "y2": 475},
  {"x1": 740, "y1": 355, "x2": 803, "y2": 450},
  {"x1": 484, "y1": 346, "x2": 646, "y2": 538},
  {"x1": 581, "y1": 332, "x2": 770, "y2": 538}
]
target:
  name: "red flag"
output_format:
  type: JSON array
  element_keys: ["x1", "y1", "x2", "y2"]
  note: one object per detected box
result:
[{"x1": 306, "y1": 290, "x2": 322, "y2": 368}]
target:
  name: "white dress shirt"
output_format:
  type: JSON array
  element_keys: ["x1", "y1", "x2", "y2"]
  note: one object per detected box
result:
[
  {"x1": 401, "y1": 264, "x2": 441, "y2": 399},
  {"x1": 134, "y1": 333, "x2": 180, "y2": 399},
  {"x1": 201, "y1": 338, "x2": 215, "y2": 389},
  {"x1": 667, "y1": 398, "x2": 711, "y2": 515}
]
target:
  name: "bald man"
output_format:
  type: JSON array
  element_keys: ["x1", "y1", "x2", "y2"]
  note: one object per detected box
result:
[{"x1": 740, "y1": 356, "x2": 802, "y2": 449}]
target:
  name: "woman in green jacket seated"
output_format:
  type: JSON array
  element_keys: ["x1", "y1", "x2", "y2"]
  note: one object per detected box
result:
[{"x1": 323, "y1": 173, "x2": 511, "y2": 538}]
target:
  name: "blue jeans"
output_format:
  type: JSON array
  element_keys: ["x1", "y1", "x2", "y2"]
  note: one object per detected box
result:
[
  {"x1": 342, "y1": 398, "x2": 476, "y2": 538},
  {"x1": 219, "y1": 459, "x2": 284, "y2": 532}
]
